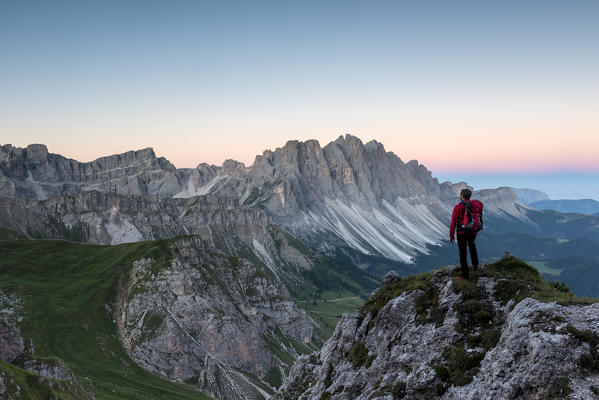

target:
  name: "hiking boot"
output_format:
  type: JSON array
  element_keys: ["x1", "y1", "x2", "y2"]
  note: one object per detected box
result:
[{"x1": 472, "y1": 265, "x2": 479, "y2": 271}]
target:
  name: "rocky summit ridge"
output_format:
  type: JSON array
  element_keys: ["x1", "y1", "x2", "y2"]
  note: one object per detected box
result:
[{"x1": 275, "y1": 255, "x2": 599, "y2": 400}]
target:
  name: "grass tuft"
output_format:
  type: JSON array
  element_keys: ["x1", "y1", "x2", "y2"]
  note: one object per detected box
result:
[
  {"x1": 360, "y1": 271, "x2": 433, "y2": 317},
  {"x1": 347, "y1": 342, "x2": 375, "y2": 369}
]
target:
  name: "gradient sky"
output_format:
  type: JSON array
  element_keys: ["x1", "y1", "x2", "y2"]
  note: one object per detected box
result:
[{"x1": 1, "y1": 1, "x2": 598, "y2": 199}]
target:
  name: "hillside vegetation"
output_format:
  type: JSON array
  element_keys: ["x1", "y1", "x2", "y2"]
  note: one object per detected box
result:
[{"x1": 0, "y1": 238, "x2": 211, "y2": 400}]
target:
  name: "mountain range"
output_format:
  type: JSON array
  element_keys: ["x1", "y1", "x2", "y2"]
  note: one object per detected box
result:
[
  {"x1": 2, "y1": 135, "x2": 599, "y2": 399},
  {"x1": 3, "y1": 136, "x2": 598, "y2": 268}
]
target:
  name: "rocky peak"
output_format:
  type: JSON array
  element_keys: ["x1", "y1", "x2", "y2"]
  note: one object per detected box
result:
[
  {"x1": 171, "y1": 135, "x2": 462, "y2": 264},
  {"x1": 0, "y1": 144, "x2": 48, "y2": 163},
  {"x1": 513, "y1": 188, "x2": 550, "y2": 205},
  {"x1": 363, "y1": 139, "x2": 386, "y2": 157},
  {"x1": 221, "y1": 159, "x2": 246, "y2": 175},
  {"x1": 333, "y1": 134, "x2": 365, "y2": 150},
  {"x1": 474, "y1": 186, "x2": 519, "y2": 202},
  {"x1": 275, "y1": 256, "x2": 599, "y2": 400}
]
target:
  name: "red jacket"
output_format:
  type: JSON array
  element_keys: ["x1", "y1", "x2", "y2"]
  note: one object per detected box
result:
[{"x1": 450, "y1": 200, "x2": 480, "y2": 239}]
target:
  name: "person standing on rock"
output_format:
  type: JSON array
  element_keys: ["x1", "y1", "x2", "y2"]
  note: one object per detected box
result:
[{"x1": 450, "y1": 188, "x2": 483, "y2": 280}]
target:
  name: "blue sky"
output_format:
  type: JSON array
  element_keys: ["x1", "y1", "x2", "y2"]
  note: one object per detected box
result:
[{"x1": 1, "y1": 1, "x2": 598, "y2": 199}]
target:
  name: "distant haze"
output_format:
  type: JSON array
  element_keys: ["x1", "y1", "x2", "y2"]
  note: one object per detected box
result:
[{"x1": 435, "y1": 172, "x2": 599, "y2": 202}]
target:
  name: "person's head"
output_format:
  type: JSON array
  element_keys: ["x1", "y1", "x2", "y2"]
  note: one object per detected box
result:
[{"x1": 460, "y1": 188, "x2": 472, "y2": 200}]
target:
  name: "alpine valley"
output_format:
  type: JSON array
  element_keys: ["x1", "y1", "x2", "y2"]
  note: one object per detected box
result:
[{"x1": 1, "y1": 135, "x2": 599, "y2": 399}]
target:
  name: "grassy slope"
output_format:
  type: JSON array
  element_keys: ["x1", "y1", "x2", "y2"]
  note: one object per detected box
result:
[{"x1": 0, "y1": 238, "x2": 210, "y2": 400}]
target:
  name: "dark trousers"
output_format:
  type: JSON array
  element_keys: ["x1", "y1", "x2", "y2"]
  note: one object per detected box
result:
[{"x1": 457, "y1": 231, "x2": 478, "y2": 278}]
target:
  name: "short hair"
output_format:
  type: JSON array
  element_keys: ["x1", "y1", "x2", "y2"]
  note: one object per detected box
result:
[{"x1": 460, "y1": 188, "x2": 472, "y2": 199}]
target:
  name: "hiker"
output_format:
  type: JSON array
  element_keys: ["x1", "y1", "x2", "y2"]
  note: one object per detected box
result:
[{"x1": 450, "y1": 188, "x2": 484, "y2": 280}]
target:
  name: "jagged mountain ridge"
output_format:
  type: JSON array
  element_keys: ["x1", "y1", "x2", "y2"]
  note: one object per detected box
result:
[{"x1": 0, "y1": 136, "x2": 536, "y2": 265}]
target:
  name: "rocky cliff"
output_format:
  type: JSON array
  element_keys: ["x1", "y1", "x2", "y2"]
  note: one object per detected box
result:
[
  {"x1": 275, "y1": 256, "x2": 599, "y2": 400},
  {"x1": 0, "y1": 191, "x2": 272, "y2": 245},
  {"x1": 117, "y1": 237, "x2": 319, "y2": 399},
  {"x1": 0, "y1": 144, "x2": 187, "y2": 199},
  {"x1": 0, "y1": 190, "x2": 372, "y2": 297}
]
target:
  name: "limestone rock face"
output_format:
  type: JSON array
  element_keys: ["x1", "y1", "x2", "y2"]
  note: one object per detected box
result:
[
  {"x1": 0, "y1": 191, "x2": 272, "y2": 246},
  {"x1": 0, "y1": 319, "x2": 24, "y2": 364},
  {"x1": 447, "y1": 298, "x2": 599, "y2": 400},
  {"x1": 118, "y1": 238, "x2": 319, "y2": 400},
  {"x1": 275, "y1": 260, "x2": 599, "y2": 400}
]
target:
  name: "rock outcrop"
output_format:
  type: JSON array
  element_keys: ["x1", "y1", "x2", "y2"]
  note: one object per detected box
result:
[
  {"x1": 275, "y1": 256, "x2": 599, "y2": 400},
  {"x1": 0, "y1": 319, "x2": 24, "y2": 364},
  {"x1": 0, "y1": 191, "x2": 336, "y2": 292},
  {"x1": 117, "y1": 237, "x2": 319, "y2": 400},
  {"x1": 0, "y1": 191, "x2": 272, "y2": 245}
]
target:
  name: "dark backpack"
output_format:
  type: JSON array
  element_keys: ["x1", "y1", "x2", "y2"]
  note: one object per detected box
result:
[{"x1": 458, "y1": 200, "x2": 484, "y2": 232}]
